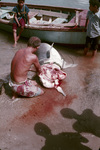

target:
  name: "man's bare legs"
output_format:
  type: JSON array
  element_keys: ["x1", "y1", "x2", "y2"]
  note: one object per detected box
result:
[
  {"x1": 84, "y1": 47, "x2": 89, "y2": 56},
  {"x1": 13, "y1": 29, "x2": 17, "y2": 48},
  {"x1": 92, "y1": 49, "x2": 97, "y2": 57},
  {"x1": 13, "y1": 26, "x2": 24, "y2": 47},
  {"x1": 84, "y1": 47, "x2": 97, "y2": 57},
  {"x1": 16, "y1": 26, "x2": 24, "y2": 42}
]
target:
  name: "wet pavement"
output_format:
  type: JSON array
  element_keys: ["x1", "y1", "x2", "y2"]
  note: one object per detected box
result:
[{"x1": 0, "y1": 29, "x2": 100, "y2": 150}]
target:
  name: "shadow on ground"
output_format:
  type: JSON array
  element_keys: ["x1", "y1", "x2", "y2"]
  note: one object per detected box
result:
[
  {"x1": 61, "y1": 108, "x2": 100, "y2": 138},
  {"x1": 0, "y1": 75, "x2": 12, "y2": 98},
  {"x1": 34, "y1": 121, "x2": 91, "y2": 150},
  {"x1": 34, "y1": 108, "x2": 100, "y2": 150}
]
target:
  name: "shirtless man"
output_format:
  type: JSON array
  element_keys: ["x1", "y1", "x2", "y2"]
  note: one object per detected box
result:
[{"x1": 9, "y1": 36, "x2": 44, "y2": 99}]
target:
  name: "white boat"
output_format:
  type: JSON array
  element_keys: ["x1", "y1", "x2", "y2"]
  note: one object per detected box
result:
[{"x1": 0, "y1": 2, "x2": 87, "y2": 45}]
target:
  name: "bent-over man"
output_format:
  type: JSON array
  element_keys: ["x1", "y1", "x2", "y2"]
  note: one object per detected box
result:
[{"x1": 9, "y1": 36, "x2": 44, "y2": 99}]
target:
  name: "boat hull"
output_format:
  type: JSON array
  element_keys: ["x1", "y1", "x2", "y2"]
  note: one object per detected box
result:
[
  {"x1": 0, "y1": 22, "x2": 86, "y2": 45},
  {"x1": 0, "y1": 2, "x2": 87, "y2": 45}
]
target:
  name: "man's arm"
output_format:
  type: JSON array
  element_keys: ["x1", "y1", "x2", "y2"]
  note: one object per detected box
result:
[
  {"x1": 27, "y1": 13, "x2": 30, "y2": 25},
  {"x1": 33, "y1": 55, "x2": 41, "y2": 74},
  {"x1": 14, "y1": 13, "x2": 20, "y2": 27},
  {"x1": 12, "y1": 6, "x2": 20, "y2": 27},
  {"x1": 83, "y1": 18, "x2": 88, "y2": 32},
  {"x1": 25, "y1": 5, "x2": 30, "y2": 25},
  {"x1": 85, "y1": 18, "x2": 89, "y2": 29}
]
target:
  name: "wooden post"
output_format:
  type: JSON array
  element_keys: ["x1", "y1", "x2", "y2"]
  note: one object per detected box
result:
[{"x1": 75, "y1": 10, "x2": 79, "y2": 26}]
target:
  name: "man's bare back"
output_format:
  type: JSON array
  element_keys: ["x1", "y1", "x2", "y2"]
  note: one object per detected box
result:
[
  {"x1": 11, "y1": 47, "x2": 41, "y2": 83},
  {"x1": 9, "y1": 36, "x2": 44, "y2": 98}
]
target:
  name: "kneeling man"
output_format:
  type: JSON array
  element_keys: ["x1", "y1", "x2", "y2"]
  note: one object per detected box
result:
[{"x1": 9, "y1": 36, "x2": 44, "y2": 99}]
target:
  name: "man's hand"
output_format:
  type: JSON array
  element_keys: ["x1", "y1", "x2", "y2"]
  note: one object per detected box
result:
[
  {"x1": 31, "y1": 80, "x2": 37, "y2": 86},
  {"x1": 18, "y1": 23, "x2": 21, "y2": 27}
]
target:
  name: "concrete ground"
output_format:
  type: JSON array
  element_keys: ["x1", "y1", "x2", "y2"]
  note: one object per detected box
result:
[{"x1": 0, "y1": 29, "x2": 100, "y2": 150}]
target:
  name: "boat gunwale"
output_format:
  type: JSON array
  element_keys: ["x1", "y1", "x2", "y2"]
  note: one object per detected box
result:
[
  {"x1": 0, "y1": 3, "x2": 87, "y2": 32},
  {"x1": 0, "y1": 18, "x2": 84, "y2": 32},
  {"x1": 0, "y1": 2, "x2": 84, "y2": 12}
]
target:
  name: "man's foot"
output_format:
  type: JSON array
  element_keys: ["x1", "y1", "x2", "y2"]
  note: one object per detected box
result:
[
  {"x1": 12, "y1": 42, "x2": 17, "y2": 48},
  {"x1": 84, "y1": 48, "x2": 88, "y2": 56},
  {"x1": 92, "y1": 50, "x2": 97, "y2": 57},
  {"x1": 12, "y1": 92, "x2": 18, "y2": 100}
]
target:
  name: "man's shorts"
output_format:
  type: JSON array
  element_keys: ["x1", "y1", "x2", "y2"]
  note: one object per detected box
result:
[
  {"x1": 85, "y1": 36, "x2": 99, "y2": 51},
  {"x1": 9, "y1": 79, "x2": 42, "y2": 97},
  {"x1": 12, "y1": 18, "x2": 25, "y2": 30}
]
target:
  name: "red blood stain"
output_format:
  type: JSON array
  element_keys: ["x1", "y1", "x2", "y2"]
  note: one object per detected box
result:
[{"x1": 18, "y1": 87, "x2": 77, "y2": 123}]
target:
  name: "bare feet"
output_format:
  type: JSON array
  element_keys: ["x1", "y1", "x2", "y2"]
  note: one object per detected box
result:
[
  {"x1": 12, "y1": 92, "x2": 18, "y2": 100},
  {"x1": 12, "y1": 36, "x2": 20, "y2": 48},
  {"x1": 84, "y1": 48, "x2": 88, "y2": 56},
  {"x1": 92, "y1": 50, "x2": 97, "y2": 57},
  {"x1": 12, "y1": 42, "x2": 17, "y2": 48}
]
